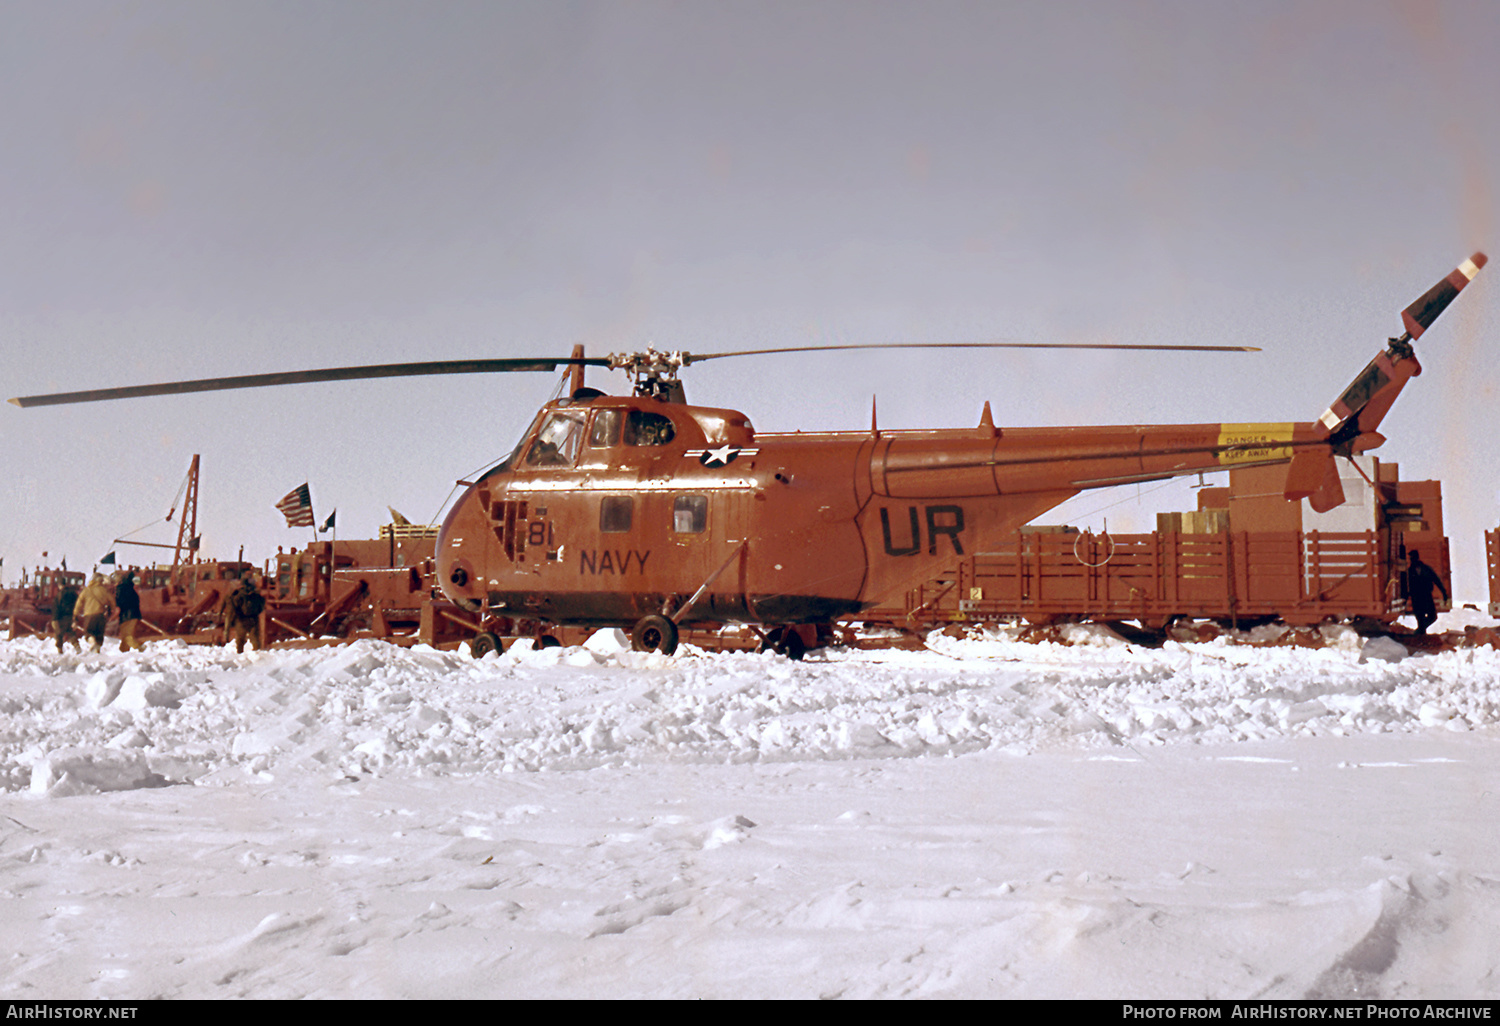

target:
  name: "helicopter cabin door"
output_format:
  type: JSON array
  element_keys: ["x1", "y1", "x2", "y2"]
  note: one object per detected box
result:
[{"x1": 691, "y1": 487, "x2": 753, "y2": 621}]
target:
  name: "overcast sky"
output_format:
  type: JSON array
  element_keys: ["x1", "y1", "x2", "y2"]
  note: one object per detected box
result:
[{"x1": 2, "y1": 0, "x2": 1496, "y2": 597}]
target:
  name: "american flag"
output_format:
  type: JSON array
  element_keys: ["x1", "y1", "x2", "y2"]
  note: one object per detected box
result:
[{"x1": 276, "y1": 483, "x2": 315, "y2": 527}]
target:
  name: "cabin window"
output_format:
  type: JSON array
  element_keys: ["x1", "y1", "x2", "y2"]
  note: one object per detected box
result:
[
  {"x1": 624, "y1": 410, "x2": 675, "y2": 447},
  {"x1": 673, "y1": 495, "x2": 708, "y2": 534},
  {"x1": 694, "y1": 413, "x2": 729, "y2": 444},
  {"x1": 600, "y1": 496, "x2": 633, "y2": 533},
  {"x1": 588, "y1": 409, "x2": 623, "y2": 447},
  {"x1": 525, "y1": 412, "x2": 586, "y2": 467}
]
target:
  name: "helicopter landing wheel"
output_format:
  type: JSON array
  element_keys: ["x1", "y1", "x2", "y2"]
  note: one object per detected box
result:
[
  {"x1": 469, "y1": 631, "x2": 504, "y2": 658},
  {"x1": 760, "y1": 626, "x2": 807, "y2": 661},
  {"x1": 631, "y1": 615, "x2": 679, "y2": 655}
]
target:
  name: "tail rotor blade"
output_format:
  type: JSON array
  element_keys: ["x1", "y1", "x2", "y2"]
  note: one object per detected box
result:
[{"x1": 1401, "y1": 252, "x2": 1487, "y2": 339}]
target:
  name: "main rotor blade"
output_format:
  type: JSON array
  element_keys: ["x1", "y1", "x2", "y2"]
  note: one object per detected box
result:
[
  {"x1": 680, "y1": 341, "x2": 1260, "y2": 365},
  {"x1": 9, "y1": 356, "x2": 612, "y2": 408}
]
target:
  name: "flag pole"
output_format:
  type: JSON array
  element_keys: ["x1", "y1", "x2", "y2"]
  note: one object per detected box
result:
[
  {"x1": 308, "y1": 500, "x2": 320, "y2": 599},
  {"x1": 317, "y1": 508, "x2": 337, "y2": 601},
  {"x1": 275, "y1": 483, "x2": 317, "y2": 597}
]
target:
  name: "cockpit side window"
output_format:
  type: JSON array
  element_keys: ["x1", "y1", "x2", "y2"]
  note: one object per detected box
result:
[
  {"x1": 588, "y1": 408, "x2": 623, "y2": 448},
  {"x1": 624, "y1": 410, "x2": 676, "y2": 447},
  {"x1": 525, "y1": 412, "x2": 586, "y2": 468}
]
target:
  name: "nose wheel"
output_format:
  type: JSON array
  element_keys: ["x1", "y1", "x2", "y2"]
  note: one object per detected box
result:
[
  {"x1": 469, "y1": 631, "x2": 503, "y2": 658},
  {"x1": 631, "y1": 614, "x2": 679, "y2": 655}
]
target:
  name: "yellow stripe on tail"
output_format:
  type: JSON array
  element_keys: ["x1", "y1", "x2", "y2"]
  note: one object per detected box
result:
[{"x1": 1216, "y1": 423, "x2": 1294, "y2": 466}]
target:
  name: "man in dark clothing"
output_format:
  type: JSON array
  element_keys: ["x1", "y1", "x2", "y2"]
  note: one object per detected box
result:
[
  {"x1": 52, "y1": 584, "x2": 81, "y2": 653},
  {"x1": 221, "y1": 576, "x2": 265, "y2": 654},
  {"x1": 1407, "y1": 551, "x2": 1449, "y2": 635},
  {"x1": 115, "y1": 571, "x2": 142, "y2": 652}
]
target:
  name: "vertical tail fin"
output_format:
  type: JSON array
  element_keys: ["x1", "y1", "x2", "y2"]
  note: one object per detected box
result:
[
  {"x1": 1288, "y1": 252, "x2": 1486, "y2": 505},
  {"x1": 1313, "y1": 252, "x2": 1485, "y2": 445}
]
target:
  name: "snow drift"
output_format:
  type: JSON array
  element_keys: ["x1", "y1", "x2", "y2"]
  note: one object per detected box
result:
[{"x1": 1, "y1": 615, "x2": 1497, "y2": 998}]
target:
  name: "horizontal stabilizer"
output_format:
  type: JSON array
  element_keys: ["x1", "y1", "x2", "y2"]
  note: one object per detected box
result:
[
  {"x1": 1308, "y1": 456, "x2": 1346, "y2": 513},
  {"x1": 1284, "y1": 448, "x2": 1347, "y2": 511},
  {"x1": 1283, "y1": 448, "x2": 1331, "y2": 501}
]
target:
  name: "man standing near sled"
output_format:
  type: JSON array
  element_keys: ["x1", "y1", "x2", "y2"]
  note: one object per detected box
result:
[{"x1": 1406, "y1": 551, "x2": 1449, "y2": 636}]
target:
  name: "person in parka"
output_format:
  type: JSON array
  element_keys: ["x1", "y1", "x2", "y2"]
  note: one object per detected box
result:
[
  {"x1": 52, "y1": 583, "x2": 81, "y2": 653},
  {"x1": 75, "y1": 573, "x2": 114, "y2": 653},
  {"x1": 115, "y1": 570, "x2": 142, "y2": 652},
  {"x1": 220, "y1": 576, "x2": 265, "y2": 654},
  {"x1": 1406, "y1": 551, "x2": 1449, "y2": 636}
]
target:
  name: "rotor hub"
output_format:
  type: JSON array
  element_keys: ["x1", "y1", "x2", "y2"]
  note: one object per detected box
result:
[{"x1": 608, "y1": 347, "x2": 688, "y2": 398}]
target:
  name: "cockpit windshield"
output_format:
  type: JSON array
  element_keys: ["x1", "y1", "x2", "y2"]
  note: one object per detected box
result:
[
  {"x1": 493, "y1": 412, "x2": 546, "y2": 473},
  {"x1": 524, "y1": 411, "x2": 587, "y2": 468}
]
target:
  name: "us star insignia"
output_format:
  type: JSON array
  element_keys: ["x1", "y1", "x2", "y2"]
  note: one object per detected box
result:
[{"x1": 687, "y1": 445, "x2": 759, "y2": 466}]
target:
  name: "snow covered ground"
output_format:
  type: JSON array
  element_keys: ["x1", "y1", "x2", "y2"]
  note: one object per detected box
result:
[{"x1": 2, "y1": 612, "x2": 1499, "y2": 1000}]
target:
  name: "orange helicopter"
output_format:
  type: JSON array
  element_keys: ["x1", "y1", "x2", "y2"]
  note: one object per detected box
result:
[{"x1": 10, "y1": 252, "x2": 1486, "y2": 657}]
